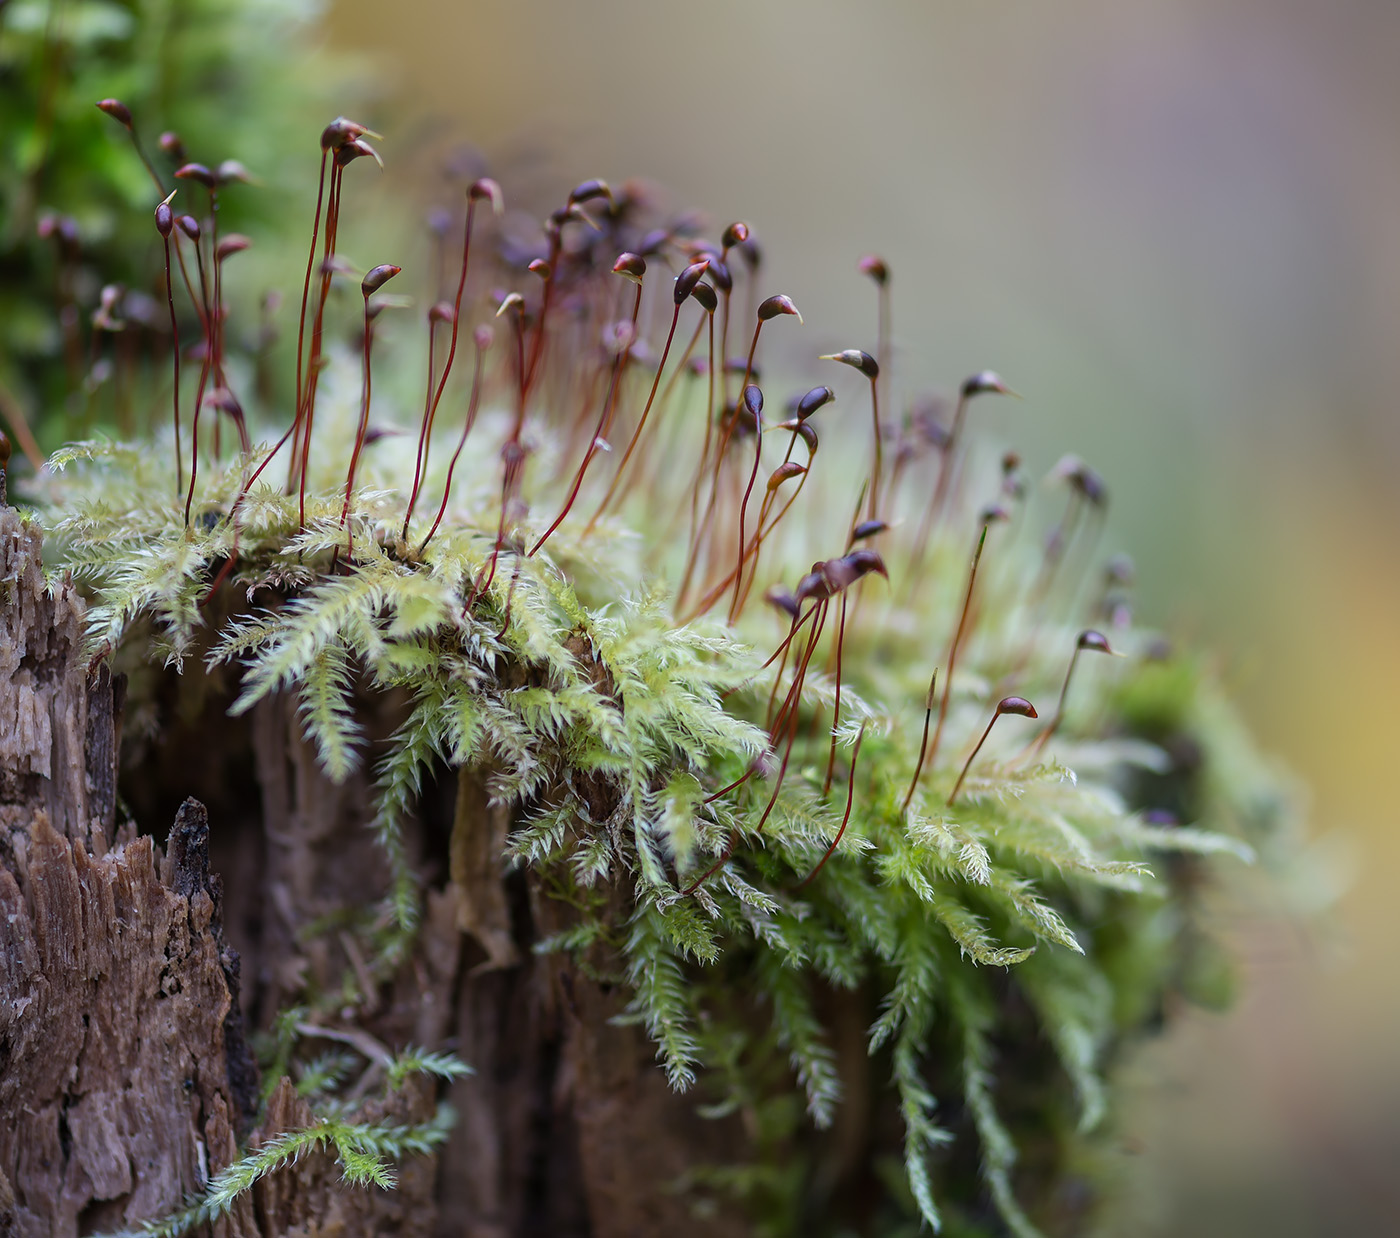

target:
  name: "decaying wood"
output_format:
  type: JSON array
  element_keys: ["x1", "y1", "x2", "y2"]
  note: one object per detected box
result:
[{"x1": 1, "y1": 503, "x2": 757, "y2": 1236}]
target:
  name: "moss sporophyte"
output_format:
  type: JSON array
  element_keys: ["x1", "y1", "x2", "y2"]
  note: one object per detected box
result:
[{"x1": 26, "y1": 103, "x2": 1298, "y2": 1236}]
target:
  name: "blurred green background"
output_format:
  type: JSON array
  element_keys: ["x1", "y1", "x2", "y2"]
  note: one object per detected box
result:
[{"x1": 319, "y1": 0, "x2": 1398, "y2": 1231}]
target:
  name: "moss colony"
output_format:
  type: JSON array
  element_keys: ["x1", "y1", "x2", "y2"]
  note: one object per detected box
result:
[{"x1": 16, "y1": 110, "x2": 1297, "y2": 1237}]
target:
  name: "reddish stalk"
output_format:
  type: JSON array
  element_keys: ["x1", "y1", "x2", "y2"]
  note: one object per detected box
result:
[
  {"x1": 155, "y1": 194, "x2": 182, "y2": 495},
  {"x1": 821, "y1": 591, "x2": 851, "y2": 796},
  {"x1": 819, "y1": 350, "x2": 882, "y2": 520},
  {"x1": 920, "y1": 371, "x2": 1015, "y2": 554},
  {"x1": 402, "y1": 180, "x2": 499, "y2": 539},
  {"x1": 296, "y1": 156, "x2": 347, "y2": 525},
  {"x1": 586, "y1": 258, "x2": 709, "y2": 532},
  {"x1": 795, "y1": 720, "x2": 868, "y2": 890},
  {"x1": 899, "y1": 671, "x2": 940, "y2": 815},
  {"x1": 286, "y1": 147, "x2": 329, "y2": 487},
  {"x1": 339, "y1": 265, "x2": 400, "y2": 561},
  {"x1": 676, "y1": 303, "x2": 718, "y2": 605},
  {"x1": 948, "y1": 697, "x2": 1038, "y2": 806},
  {"x1": 420, "y1": 325, "x2": 493, "y2": 554},
  {"x1": 727, "y1": 384, "x2": 766, "y2": 622},
  {"x1": 926, "y1": 521, "x2": 992, "y2": 770},
  {"x1": 529, "y1": 258, "x2": 645, "y2": 558},
  {"x1": 1022, "y1": 631, "x2": 1115, "y2": 762},
  {"x1": 402, "y1": 304, "x2": 451, "y2": 540}
]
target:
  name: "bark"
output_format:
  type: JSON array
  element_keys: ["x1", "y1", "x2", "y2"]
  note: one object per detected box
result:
[{"x1": 0, "y1": 505, "x2": 750, "y2": 1236}]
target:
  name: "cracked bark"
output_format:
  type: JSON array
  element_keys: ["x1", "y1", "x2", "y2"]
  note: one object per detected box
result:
[{"x1": 0, "y1": 504, "x2": 754, "y2": 1236}]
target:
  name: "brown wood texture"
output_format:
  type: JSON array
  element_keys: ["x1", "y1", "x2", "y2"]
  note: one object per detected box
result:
[{"x1": 0, "y1": 505, "x2": 753, "y2": 1236}]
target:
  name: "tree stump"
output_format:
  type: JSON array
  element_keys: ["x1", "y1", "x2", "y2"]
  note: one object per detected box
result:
[{"x1": 0, "y1": 505, "x2": 748, "y2": 1236}]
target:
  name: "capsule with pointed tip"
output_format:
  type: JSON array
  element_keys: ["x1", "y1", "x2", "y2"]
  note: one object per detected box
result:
[
  {"x1": 215, "y1": 235, "x2": 252, "y2": 262},
  {"x1": 1077, "y1": 630, "x2": 1114, "y2": 655},
  {"x1": 494, "y1": 292, "x2": 524, "y2": 319},
  {"x1": 691, "y1": 281, "x2": 718, "y2": 314},
  {"x1": 961, "y1": 370, "x2": 1014, "y2": 399},
  {"x1": 851, "y1": 519, "x2": 888, "y2": 541},
  {"x1": 361, "y1": 264, "x2": 402, "y2": 297},
  {"x1": 998, "y1": 696, "x2": 1037, "y2": 719},
  {"x1": 174, "y1": 162, "x2": 215, "y2": 188},
  {"x1": 757, "y1": 294, "x2": 802, "y2": 323},
  {"x1": 764, "y1": 585, "x2": 800, "y2": 620},
  {"x1": 794, "y1": 569, "x2": 832, "y2": 605},
  {"x1": 707, "y1": 258, "x2": 733, "y2": 293},
  {"x1": 568, "y1": 178, "x2": 613, "y2": 206},
  {"x1": 820, "y1": 349, "x2": 879, "y2": 380},
  {"x1": 767, "y1": 461, "x2": 806, "y2": 490},
  {"x1": 528, "y1": 258, "x2": 551, "y2": 279},
  {"x1": 839, "y1": 548, "x2": 889, "y2": 583},
  {"x1": 320, "y1": 116, "x2": 377, "y2": 151},
  {"x1": 335, "y1": 138, "x2": 381, "y2": 168},
  {"x1": 796, "y1": 385, "x2": 835, "y2": 421},
  {"x1": 612, "y1": 252, "x2": 646, "y2": 284},
  {"x1": 722, "y1": 221, "x2": 750, "y2": 248},
  {"x1": 857, "y1": 254, "x2": 889, "y2": 285},
  {"x1": 469, "y1": 176, "x2": 504, "y2": 215},
  {"x1": 674, "y1": 257, "x2": 711, "y2": 305},
  {"x1": 96, "y1": 98, "x2": 132, "y2": 128},
  {"x1": 155, "y1": 200, "x2": 175, "y2": 239}
]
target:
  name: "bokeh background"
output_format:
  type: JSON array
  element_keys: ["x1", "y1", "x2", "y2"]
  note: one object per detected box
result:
[{"x1": 319, "y1": 0, "x2": 1400, "y2": 1231}]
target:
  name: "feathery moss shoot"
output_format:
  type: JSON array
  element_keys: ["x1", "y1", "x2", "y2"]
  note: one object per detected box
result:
[{"x1": 29, "y1": 112, "x2": 1300, "y2": 1237}]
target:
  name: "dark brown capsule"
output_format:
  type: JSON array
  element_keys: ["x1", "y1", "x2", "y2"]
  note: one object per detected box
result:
[
  {"x1": 742, "y1": 383, "x2": 763, "y2": 420},
  {"x1": 857, "y1": 254, "x2": 889, "y2": 285},
  {"x1": 612, "y1": 252, "x2": 646, "y2": 284},
  {"x1": 335, "y1": 138, "x2": 381, "y2": 167},
  {"x1": 757, "y1": 294, "x2": 802, "y2": 323},
  {"x1": 361, "y1": 264, "x2": 402, "y2": 297},
  {"x1": 568, "y1": 178, "x2": 613, "y2": 206},
  {"x1": 469, "y1": 176, "x2": 504, "y2": 214},
  {"x1": 96, "y1": 98, "x2": 132, "y2": 127},
  {"x1": 674, "y1": 257, "x2": 711, "y2": 305},
  {"x1": 155, "y1": 201, "x2": 174, "y2": 238},
  {"x1": 997, "y1": 696, "x2": 1038, "y2": 719},
  {"x1": 851, "y1": 519, "x2": 888, "y2": 541},
  {"x1": 174, "y1": 162, "x2": 215, "y2": 187},
  {"x1": 1077, "y1": 630, "x2": 1114, "y2": 655},
  {"x1": 691, "y1": 281, "x2": 718, "y2": 314},
  {"x1": 961, "y1": 370, "x2": 1013, "y2": 398},
  {"x1": 796, "y1": 385, "x2": 835, "y2": 421},
  {"x1": 320, "y1": 116, "x2": 376, "y2": 151},
  {"x1": 721, "y1": 221, "x2": 750, "y2": 248},
  {"x1": 707, "y1": 257, "x2": 733, "y2": 293},
  {"x1": 767, "y1": 461, "x2": 807, "y2": 490},
  {"x1": 176, "y1": 215, "x2": 200, "y2": 241},
  {"x1": 820, "y1": 349, "x2": 879, "y2": 380},
  {"x1": 764, "y1": 584, "x2": 800, "y2": 620},
  {"x1": 215, "y1": 234, "x2": 252, "y2": 262}
]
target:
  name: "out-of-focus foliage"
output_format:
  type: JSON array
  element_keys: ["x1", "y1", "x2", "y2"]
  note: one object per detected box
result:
[{"x1": 0, "y1": 0, "x2": 341, "y2": 448}]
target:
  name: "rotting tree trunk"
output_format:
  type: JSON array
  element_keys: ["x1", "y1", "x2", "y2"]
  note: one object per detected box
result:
[{"x1": 0, "y1": 505, "x2": 748, "y2": 1237}]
